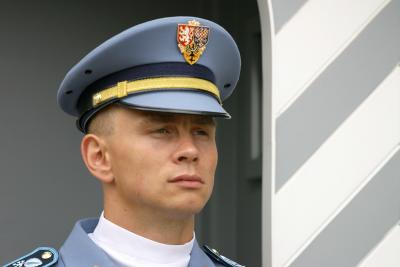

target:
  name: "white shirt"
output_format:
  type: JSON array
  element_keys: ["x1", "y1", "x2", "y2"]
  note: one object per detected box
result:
[{"x1": 88, "y1": 213, "x2": 194, "y2": 267}]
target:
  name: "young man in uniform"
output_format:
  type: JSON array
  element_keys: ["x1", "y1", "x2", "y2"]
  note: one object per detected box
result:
[{"x1": 4, "y1": 16, "x2": 242, "y2": 267}]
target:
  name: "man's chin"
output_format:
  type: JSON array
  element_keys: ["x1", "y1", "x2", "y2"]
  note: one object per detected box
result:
[{"x1": 163, "y1": 202, "x2": 206, "y2": 220}]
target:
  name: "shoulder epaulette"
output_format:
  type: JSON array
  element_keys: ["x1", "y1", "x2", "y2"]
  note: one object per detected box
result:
[
  {"x1": 2, "y1": 247, "x2": 58, "y2": 267},
  {"x1": 203, "y1": 245, "x2": 245, "y2": 267}
]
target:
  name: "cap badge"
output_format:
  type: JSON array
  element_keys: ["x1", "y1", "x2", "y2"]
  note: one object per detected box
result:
[{"x1": 177, "y1": 20, "x2": 209, "y2": 65}]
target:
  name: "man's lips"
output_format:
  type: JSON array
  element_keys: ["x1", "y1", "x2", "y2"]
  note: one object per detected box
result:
[{"x1": 168, "y1": 175, "x2": 204, "y2": 188}]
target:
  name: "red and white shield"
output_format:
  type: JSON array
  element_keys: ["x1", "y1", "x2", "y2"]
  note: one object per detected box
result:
[{"x1": 177, "y1": 20, "x2": 209, "y2": 65}]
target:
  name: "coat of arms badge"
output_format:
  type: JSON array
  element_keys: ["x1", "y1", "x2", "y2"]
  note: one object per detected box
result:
[{"x1": 177, "y1": 20, "x2": 210, "y2": 65}]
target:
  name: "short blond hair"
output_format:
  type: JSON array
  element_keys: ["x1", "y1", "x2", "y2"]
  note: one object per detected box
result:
[{"x1": 87, "y1": 105, "x2": 117, "y2": 136}]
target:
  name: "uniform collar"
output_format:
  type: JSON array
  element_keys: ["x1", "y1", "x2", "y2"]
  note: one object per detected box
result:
[
  {"x1": 187, "y1": 239, "x2": 217, "y2": 267},
  {"x1": 59, "y1": 218, "x2": 114, "y2": 266},
  {"x1": 59, "y1": 218, "x2": 216, "y2": 267}
]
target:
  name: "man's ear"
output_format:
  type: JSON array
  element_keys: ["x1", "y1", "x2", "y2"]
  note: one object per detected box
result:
[{"x1": 81, "y1": 134, "x2": 114, "y2": 183}]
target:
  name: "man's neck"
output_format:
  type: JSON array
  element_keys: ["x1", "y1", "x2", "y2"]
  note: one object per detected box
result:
[{"x1": 103, "y1": 201, "x2": 195, "y2": 245}]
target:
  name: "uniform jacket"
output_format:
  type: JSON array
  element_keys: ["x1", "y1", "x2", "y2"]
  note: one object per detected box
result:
[{"x1": 56, "y1": 218, "x2": 225, "y2": 267}]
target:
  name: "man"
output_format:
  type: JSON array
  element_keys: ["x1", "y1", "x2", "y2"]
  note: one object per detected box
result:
[{"x1": 4, "y1": 16, "x2": 242, "y2": 267}]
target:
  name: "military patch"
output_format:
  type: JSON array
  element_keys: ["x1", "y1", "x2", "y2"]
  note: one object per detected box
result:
[
  {"x1": 2, "y1": 247, "x2": 58, "y2": 267},
  {"x1": 203, "y1": 245, "x2": 245, "y2": 267},
  {"x1": 177, "y1": 19, "x2": 209, "y2": 65}
]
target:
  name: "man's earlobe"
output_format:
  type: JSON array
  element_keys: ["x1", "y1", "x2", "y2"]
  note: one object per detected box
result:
[{"x1": 81, "y1": 134, "x2": 114, "y2": 183}]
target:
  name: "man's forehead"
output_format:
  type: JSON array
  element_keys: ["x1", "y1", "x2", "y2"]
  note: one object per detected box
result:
[{"x1": 138, "y1": 110, "x2": 216, "y2": 125}]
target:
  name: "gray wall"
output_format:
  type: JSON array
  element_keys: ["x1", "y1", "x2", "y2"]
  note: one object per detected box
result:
[
  {"x1": 0, "y1": 0, "x2": 262, "y2": 265},
  {"x1": 266, "y1": 0, "x2": 400, "y2": 266}
]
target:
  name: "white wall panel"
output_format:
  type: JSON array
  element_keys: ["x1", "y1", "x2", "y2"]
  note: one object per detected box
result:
[
  {"x1": 274, "y1": 0, "x2": 390, "y2": 116},
  {"x1": 273, "y1": 66, "x2": 400, "y2": 267},
  {"x1": 357, "y1": 224, "x2": 400, "y2": 267}
]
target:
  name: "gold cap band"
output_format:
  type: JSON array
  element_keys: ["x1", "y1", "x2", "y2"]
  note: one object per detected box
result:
[{"x1": 92, "y1": 77, "x2": 220, "y2": 107}]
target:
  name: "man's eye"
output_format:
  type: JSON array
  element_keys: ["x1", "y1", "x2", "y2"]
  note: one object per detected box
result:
[
  {"x1": 194, "y1": 129, "x2": 209, "y2": 136},
  {"x1": 155, "y1": 128, "x2": 170, "y2": 134}
]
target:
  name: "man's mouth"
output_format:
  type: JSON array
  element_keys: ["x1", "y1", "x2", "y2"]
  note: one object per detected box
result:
[{"x1": 169, "y1": 175, "x2": 204, "y2": 188}]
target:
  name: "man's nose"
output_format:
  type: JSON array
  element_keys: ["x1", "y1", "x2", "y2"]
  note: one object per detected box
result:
[{"x1": 173, "y1": 134, "x2": 199, "y2": 163}]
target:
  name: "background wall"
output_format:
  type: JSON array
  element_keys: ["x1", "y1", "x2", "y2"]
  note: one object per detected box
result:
[{"x1": 0, "y1": 0, "x2": 262, "y2": 266}]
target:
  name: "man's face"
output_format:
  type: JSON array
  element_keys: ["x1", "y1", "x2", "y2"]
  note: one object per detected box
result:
[{"x1": 103, "y1": 107, "x2": 218, "y2": 219}]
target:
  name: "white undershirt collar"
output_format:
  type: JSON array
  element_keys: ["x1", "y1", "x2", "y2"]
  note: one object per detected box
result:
[{"x1": 88, "y1": 212, "x2": 194, "y2": 267}]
